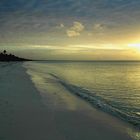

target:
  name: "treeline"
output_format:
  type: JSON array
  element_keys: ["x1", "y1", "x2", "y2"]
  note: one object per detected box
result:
[{"x1": 0, "y1": 50, "x2": 30, "y2": 61}]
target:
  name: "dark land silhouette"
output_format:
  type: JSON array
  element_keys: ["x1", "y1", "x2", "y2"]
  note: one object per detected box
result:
[{"x1": 0, "y1": 50, "x2": 31, "y2": 61}]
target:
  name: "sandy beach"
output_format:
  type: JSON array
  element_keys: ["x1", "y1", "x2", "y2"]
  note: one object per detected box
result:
[
  {"x1": 1, "y1": 0, "x2": 140, "y2": 139},
  {"x1": 0, "y1": 62, "x2": 136, "y2": 140}
]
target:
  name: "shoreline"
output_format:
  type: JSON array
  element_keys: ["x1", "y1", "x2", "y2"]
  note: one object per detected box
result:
[
  {"x1": 0, "y1": 62, "x2": 136, "y2": 140},
  {"x1": 25, "y1": 62, "x2": 136, "y2": 140}
]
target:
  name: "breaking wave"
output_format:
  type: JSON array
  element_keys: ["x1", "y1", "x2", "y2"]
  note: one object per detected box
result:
[{"x1": 50, "y1": 73, "x2": 140, "y2": 128}]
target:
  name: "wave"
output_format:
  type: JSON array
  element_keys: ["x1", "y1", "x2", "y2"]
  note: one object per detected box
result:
[{"x1": 49, "y1": 73, "x2": 140, "y2": 129}]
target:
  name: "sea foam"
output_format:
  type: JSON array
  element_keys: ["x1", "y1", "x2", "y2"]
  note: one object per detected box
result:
[{"x1": 50, "y1": 73, "x2": 140, "y2": 129}]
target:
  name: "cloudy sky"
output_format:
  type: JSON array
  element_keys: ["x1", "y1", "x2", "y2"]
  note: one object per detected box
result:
[{"x1": 0, "y1": 0, "x2": 140, "y2": 60}]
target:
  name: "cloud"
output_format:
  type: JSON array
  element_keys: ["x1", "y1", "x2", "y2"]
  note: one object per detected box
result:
[
  {"x1": 66, "y1": 30, "x2": 80, "y2": 37},
  {"x1": 55, "y1": 23, "x2": 65, "y2": 29},
  {"x1": 93, "y1": 23, "x2": 104, "y2": 30},
  {"x1": 60, "y1": 23, "x2": 64, "y2": 28},
  {"x1": 66, "y1": 21, "x2": 84, "y2": 37},
  {"x1": 70, "y1": 22, "x2": 84, "y2": 32}
]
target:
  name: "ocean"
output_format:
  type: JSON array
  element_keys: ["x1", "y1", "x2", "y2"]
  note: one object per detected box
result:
[
  {"x1": 24, "y1": 61, "x2": 140, "y2": 128},
  {"x1": 0, "y1": 61, "x2": 140, "y2": 140},
  {"x1": 25, "y1": 61, "x2": 140, "y2": 128}
]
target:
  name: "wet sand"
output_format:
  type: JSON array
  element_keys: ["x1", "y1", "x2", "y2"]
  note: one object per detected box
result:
[{"x1": 0, "y1": 62, "x2": 134, "y2": 140}]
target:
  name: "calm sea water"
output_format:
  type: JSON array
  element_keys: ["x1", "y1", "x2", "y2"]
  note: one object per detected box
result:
[{"x1": 24, "y1": 61, "x2": 140, "y2": 128}]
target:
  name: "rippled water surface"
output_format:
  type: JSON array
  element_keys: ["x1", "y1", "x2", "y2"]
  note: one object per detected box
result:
[{"x1": 24, "y1": 61, "x2": 140, "y2": 128}]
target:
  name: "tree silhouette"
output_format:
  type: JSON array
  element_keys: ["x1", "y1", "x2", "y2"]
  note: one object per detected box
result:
[
  {"x1": 0, "y1": 50, "x2": 30, "y2": 61},
  {"x1": 3, "y1": 50, "x2": 7, "y2": 54}
]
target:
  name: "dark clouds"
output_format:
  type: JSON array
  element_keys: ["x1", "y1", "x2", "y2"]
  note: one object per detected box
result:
[
  {"x1": 1, "y1": 0, "x2": 140, "y2": 15},
  {"x1": 0, "y1": 0, "x2": 140, "y2": 34},
  {"x1": 0, "y1": 0, "x2": 140, "y2": 51}
]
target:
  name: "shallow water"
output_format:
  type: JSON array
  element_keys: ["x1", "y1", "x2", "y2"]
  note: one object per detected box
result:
[{"x1": 24, "y1": 61, "x2": 140, "y2": 129}]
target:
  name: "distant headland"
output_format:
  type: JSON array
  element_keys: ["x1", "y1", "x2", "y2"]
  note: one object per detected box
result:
[{"x1": 0, "y1": 50, "x2": 31, "y2": 61}]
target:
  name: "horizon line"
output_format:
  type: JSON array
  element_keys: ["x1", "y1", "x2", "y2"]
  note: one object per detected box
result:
[{"x1": 32, "y1": 59, "x2": 140, "y2": 62}]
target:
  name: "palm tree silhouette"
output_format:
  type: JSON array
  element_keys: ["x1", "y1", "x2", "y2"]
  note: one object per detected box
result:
[{"x1": 3, "y1": 50, "x2": 7, "y2": 54}]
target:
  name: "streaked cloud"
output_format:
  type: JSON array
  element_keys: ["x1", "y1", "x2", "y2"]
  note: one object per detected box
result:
[{"x1": 0, "y1": 0, "x2": 140, "y2": 60}]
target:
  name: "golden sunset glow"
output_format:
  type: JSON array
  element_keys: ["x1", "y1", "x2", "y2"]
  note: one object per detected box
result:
[
  {"x1": 128, "y1": 43, "x2": 140, "y2": 51},
  {"x1": 0, "y1": 0, "x2": 140, "y2": 60}
]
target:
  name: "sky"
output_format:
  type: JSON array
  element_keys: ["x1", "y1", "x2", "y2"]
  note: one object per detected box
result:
[{"x1": 0, "y1": 0, "x2": 140, "y2": 60}]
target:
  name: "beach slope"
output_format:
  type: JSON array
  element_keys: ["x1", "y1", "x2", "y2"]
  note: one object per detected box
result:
[{"x1": 0, "y1": 62, "x2": 133, "y2": 140}]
